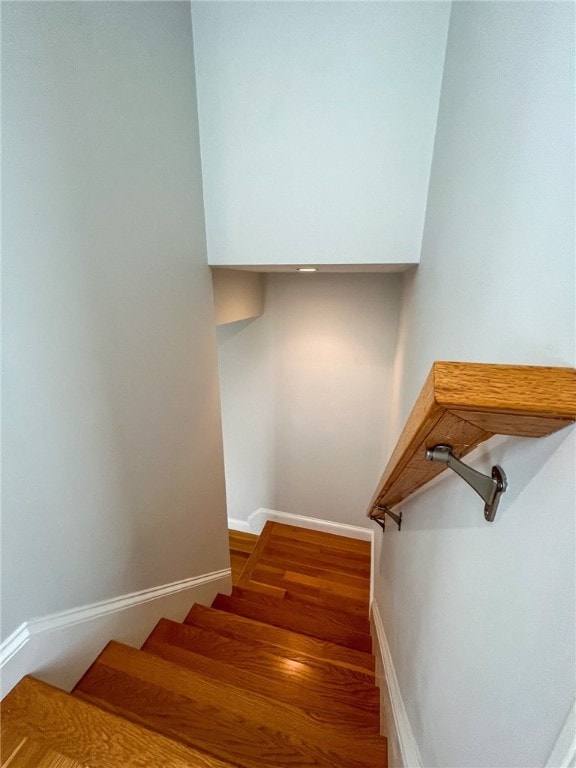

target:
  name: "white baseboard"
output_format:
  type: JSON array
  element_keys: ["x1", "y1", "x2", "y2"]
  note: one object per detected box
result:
[
  {"x1": 545, "y1": 701, "x2": 576, "y2": 768},
  {"x1": 0, "y1": 568, "x2": 231, "y2": 699},
  {"x1": 245, "y1": 507, "x2": 373, "y2": 541},
  {"x1": 371, "y1": 600, "x2": 422, "y2": 768},
  {"x1": 227, "y1": 517, "x2": 252, "y2": 533}
]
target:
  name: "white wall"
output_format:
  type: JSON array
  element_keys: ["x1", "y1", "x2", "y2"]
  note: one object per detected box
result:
[
  {"x1": 375, "y1": 3, "x2": 575, "y2": 766},
  {"x1": 217, "y1": 274, "x2": 402, "y2": 528},
  {"x1": 192, "y1": 2, "x2": 450, "y2": 269},
  {"x1": 2, "y1": 2, "x2": 229, "y2": 643},
  {"x1": 216, "y1": 306, "x2": 276, "y2": 524}
]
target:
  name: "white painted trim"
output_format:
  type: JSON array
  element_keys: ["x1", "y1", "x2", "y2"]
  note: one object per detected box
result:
[
  {"x1": 545, "y1": 702, "x2": 576, "y2": 768},
  {"x1": 227, "y1": 517, "x2": 252, "y2": 533},
  {"x1": 370, "y1": 530, "x2": 375, "y2": 607},
  {"x1": 0, "y1": 624, "x2": 31, "y2": 667},
  {"x1": 245, "y1": 508, "x2": 267, "y2": 534},
  {"x1": 247, "y1": 507, "x2": 373, "y2": 541},
  {"x1": 0, "y1": 568, "x2": 231, "y2": 697},
  {"x1": 18, "y1": 569, "x2": 230, "y2": 643},
  {"x1": 371, "y1": 600, "x2": 422, "y2": 768}
]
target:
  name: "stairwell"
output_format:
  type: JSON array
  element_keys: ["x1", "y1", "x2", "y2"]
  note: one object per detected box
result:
[{"x1": 1, "y1": 521, "x2": 387, "y2": 767}]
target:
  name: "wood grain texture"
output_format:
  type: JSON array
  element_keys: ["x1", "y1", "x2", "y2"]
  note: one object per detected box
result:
[
  {"x1": 447, "y1": 409, "x2": 575, "y2": 437},
  {"x1": 434, "y1": 362, "x2": 576, "y2": 417},
  {"x1": 368, "y1": 365, "x2": 444, "y2": 511},
  {"x1": 184, "y1": 604, "x2": 375, "y2": 677},
  {"x1": 369, "y1": 361, "x2": 576, "y2": 512},
  {"x1": 245, "y1": 559, "x2": 371, "y2": 609},
  {"x1": 281, "y1": 572, "x2": 370, "y2": 618},
  {"x1": 1, "y1": 733, "x2": 83, "y2": 768},
  {"x1": 379, "y1": 411, "x2": 490, "y2": 508},
  {"x1": 235, "y1": 520, "x2": 275, "y2": 586},
  {"x1": 250, "y1": 560, "x2": 370, "y2": 592},
  {"x1": 238, "y1": 522, "x2": 371, "y2": 619},
  {"x1": 229, "y1": 530, "x2": 258, "y2": 585},
  {"x1": 229, "y1": 530, "x2": 259, "y2": 554},
  {"x1": 282, "y1": 569, "x2": 369, "y2": 599},
  {"x1": 142, "y1": 633, "x2": 380, "y2": 732},
  {"x1": 268, "y1": 523, "x2": 371, "y2": 555},
  {"x1": 239, "y1": 579, "x2": 287, "y2": 599},
  {"x1": 260, "y1": 542, "x2": 370, "y2": 579},
  {"x1": 231, "y1": 586, "x2": 371, "y2": 634},
  {"x1": 143, "y1": 618, "x2": 380, "y2": 714},
  {"x1": 74, "y1": 641, "x2": 386, "y2": 768},
  {"x1": 212, "y1": 593, "x2": 372, "y2": 653},
  {"x1": 258, "y1": 536, "x2": 370, "y2": 579},
  {"x1": 180, "y1": 607, "x2": 375, "y2": 684},
  {"x1": 1, "y1": 677, "x2": 232, "y2": 768},
  {"x1": 1, "y1": 726, "x2": 27, "y2": 767}
]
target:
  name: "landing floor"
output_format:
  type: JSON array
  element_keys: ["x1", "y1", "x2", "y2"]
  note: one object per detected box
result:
[{"x1": 232, "y1": 521, "x2": 371, "y2": 620}]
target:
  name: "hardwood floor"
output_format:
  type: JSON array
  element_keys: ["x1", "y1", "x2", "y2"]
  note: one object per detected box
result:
[
  {"x1": 237, "y1": 521, "x2": 372, "y2": 617},
  {"x1": 1, "y1": 677, "x2": 232, "y2": 767},
  {"x1": 2, "y1": 521, "x2": 386, "y2": 767}
]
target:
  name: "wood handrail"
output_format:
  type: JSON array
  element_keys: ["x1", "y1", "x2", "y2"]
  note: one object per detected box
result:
[{"x1": 368, "y1": 362, "x2": 576, "y2": 514}]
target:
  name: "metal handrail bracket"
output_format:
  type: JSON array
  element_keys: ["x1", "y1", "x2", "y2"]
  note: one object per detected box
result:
[
  {"x1": 370, "y1": 506, "x2": 402, "y2": 532},
  {"x1": 425, "y1": 444, "x2": 507, "y2": 522}
]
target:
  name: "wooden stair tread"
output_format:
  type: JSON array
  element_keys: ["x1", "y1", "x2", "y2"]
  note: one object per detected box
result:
[
  {"x1": 254, "y1": 562, "x2": 371, "y2": 597},
  {"x1": 185, "y1": 603, "x2": 375, "y2": 676},
  {"x1": 143, "y1": 619, "x2": 380, "y2": 730},
  {"x1": 213, "y1": 593, "x2": 372, "y2": 653},
  {"x1": 267, "y1": 522, "x2": 371, "y2": 555},
  {"x1": 1, "y1": 725, "x2": 86, "y2": 768},
  {"x1": 264, "y1": 536, "x2": 371, "y2": 569},
  {"x1": 242, "y1": 564, "x2": 370, "y2": 618},
  {"x1": 253, "y1": 570, "x2": 370, "y2": 618},
  {"x1": 238, "y1": 580, "x2": 287, "y2": 598},
  {"x1": 259, "y1": 526, "x2": 371, "y2": 575},
  {"x1": 237, "y1": 522, "x2": 371, "y2": 619},
  {"x1": 180, "y1": 607, "x2": 375, "y2": 684},
  {"x1": 257, "y1": 544, "x2": 370, "y2": 580},
  {"x1": 232, "y1": 585, "x2": 371, "y2": 633},
  {"x1": 144, "y1": 617, "x2": 379, "y2": 705},
  {"x1": 1, "y1": 676, "x2": 233, "y2": 768},
  {"x1": 2, "y1": 523, "x2": 384, "y2": 768},
  {"x1": 249, "y1": 557, "x2": 371, "y2": 590},
  {"x1": 74, "y1": 641, "x2": 387, "y2": 768},
  {"x1": 228, "y1": 530, "x2": 258, "y2": 553}
]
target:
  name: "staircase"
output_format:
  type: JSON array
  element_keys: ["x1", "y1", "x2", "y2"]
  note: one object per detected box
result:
[{"x1": 1, "y1": 521, "x2": 387, "y2": 767}]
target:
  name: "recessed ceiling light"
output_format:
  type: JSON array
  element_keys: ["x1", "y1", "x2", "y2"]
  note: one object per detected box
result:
[{"x1": 297, "y1": 268, "x2": 318, "y2": 272}]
